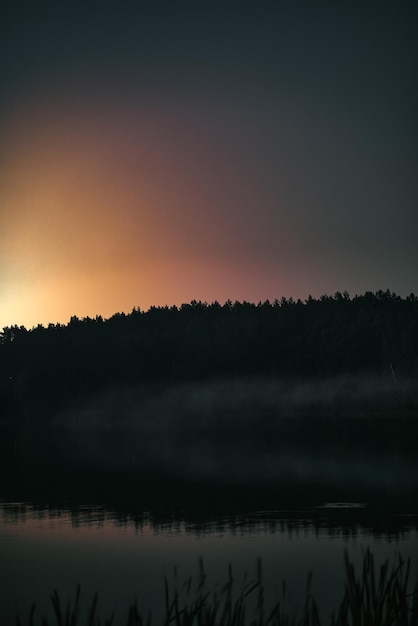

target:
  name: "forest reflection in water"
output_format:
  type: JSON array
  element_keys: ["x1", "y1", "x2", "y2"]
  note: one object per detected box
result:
[
  {"x1": 1, "y1": 502, "x2": 418, "y2": 625},
  {"x1": 3, "y1": 411, "x2": 418, "y2": 511}
]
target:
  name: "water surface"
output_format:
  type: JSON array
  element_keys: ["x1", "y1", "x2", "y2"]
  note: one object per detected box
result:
[{"x1": 1, "y1": 502, "x2": 418, "y2": 625}]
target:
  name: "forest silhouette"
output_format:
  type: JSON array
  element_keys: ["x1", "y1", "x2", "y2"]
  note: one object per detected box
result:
[
  {"x1": 1, "y1": 289, "x2": 418, "y2": 507},
  {"x1": 1, "y1": 289, "x2": 418, "y2": 421}
]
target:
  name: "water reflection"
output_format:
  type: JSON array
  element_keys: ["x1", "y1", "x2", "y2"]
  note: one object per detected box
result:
[
  {"x1": 1, "y1": 502, "x2": 418, "y2": 625},
  {"x1": 3, "y1": 501, "x2": 418, "y2": 539}
]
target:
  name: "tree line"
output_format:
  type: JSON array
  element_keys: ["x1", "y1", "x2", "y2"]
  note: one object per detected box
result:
[{"x1": 1, "y1": 290, "x2": 417, "y2": 419}]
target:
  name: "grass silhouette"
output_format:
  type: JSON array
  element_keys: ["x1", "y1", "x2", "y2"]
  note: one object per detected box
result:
[{"x1": 15, "y1": 549, "x2": 418, "y2": 626}]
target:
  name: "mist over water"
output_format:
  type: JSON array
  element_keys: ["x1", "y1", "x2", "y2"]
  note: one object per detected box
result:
[
  {"x1": 3, "y1": 374, "x2": 417, "y2": 509},
  {"x1": 53, "y1": 373, "x2": 418, "y2": 428}
]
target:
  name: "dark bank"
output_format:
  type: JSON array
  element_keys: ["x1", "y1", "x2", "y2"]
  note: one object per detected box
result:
[{"x1": 1, "y1": 291, "x2": 417, "y2": 504}]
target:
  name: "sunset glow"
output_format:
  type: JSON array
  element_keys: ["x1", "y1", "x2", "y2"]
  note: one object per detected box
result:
[{"x1": 1, "y1": 3, "x2": 416, "y2": 329}]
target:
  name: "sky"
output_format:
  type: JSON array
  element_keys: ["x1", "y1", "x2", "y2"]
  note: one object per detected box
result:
[{"x1": 1, "y1": 1, "x2": 417, "y2": 329}]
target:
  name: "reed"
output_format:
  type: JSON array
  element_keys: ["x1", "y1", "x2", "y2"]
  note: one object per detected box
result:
[
  {"x1": 15, "y1": 549, "x2": 418, "y2": 626},
  {"x1": 331, "y1": 549, "x2": 418, "y2": 626}
]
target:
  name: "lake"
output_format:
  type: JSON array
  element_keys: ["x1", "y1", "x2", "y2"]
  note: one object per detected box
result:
[
  {"x1": 2, "y1": 412, "x2": 418, "y2": 624},
  {"x1": 1, "y1": 501, "x2": 418, "y2": 625}
]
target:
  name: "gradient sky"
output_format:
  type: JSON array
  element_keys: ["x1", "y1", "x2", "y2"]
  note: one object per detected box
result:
[{"x1": 1, "y1": 2, "x2": 417, "y2": 328}]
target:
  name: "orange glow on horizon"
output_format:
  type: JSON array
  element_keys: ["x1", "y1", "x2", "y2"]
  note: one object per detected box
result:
[{"x1": 0, "y1": 90, "x2": 308, "y2": 329}]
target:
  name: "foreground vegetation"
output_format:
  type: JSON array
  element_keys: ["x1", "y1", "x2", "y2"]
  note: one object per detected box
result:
[
  {"x1": 15, "y1": 549, "x2": 418, "y2": 626},
  {"x1": 1, "y1": 290, "x2": 418, "y2": 420}
]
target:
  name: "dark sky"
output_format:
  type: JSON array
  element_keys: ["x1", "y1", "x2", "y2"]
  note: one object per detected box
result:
[{"x1": 1, "y1": 1, "x2": 417, "y2": 328}]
